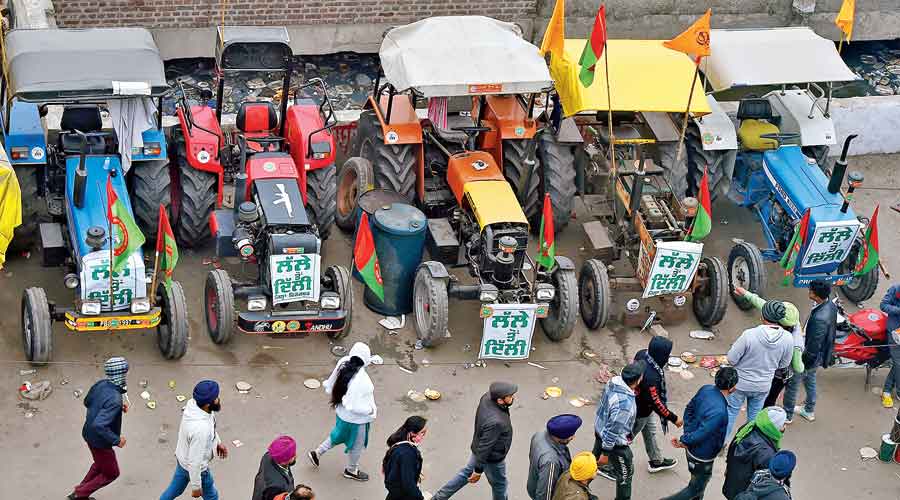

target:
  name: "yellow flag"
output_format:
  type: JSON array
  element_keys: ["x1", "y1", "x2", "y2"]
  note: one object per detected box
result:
[
  {"x1": 663, "y1": 9, "x2": 711, "y2": 59},
  {"x1": 0, "y1": 160, "x2": 22, "y2": 269},
  {"x1": 540, "y1": 0, "x2": 565, "y2": 59},
  {"x1": 835, "y1": 0, "x2": 855, "y2": 42}
]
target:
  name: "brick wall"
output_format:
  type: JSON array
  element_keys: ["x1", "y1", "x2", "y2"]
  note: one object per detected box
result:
[{"x1": 56, "y1": 0, "x2": 538, "y2": 29}]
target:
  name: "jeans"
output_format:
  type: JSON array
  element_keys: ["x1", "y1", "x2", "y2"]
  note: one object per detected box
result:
[
  {"x1": 73, "y1": 445, "x2": 120, "y2": 498},
  {"x1": 160, "y1": 463, "x2": 219, "y2": 500},
  {"x1": 883, "y1": 345, "x2": 900, "y2": 395},
  {"x1": 726, "y1": 389, "x2": 768, "y2": 438},
  {"x1": 783, "y1": 367, "x2": 818, "y2": 417},
  {"x1": 632, "y1": 415, "x2": 663, "y2": 463},
  {"x1": 316, "y1": 422, "x2": 367, "y2": 471},
  {"x1": 432, "y1": 453, "x2": 507, "y2": 500},
  {"x1": 660, "y1": 452, "x2": 714, "y2": 500}
]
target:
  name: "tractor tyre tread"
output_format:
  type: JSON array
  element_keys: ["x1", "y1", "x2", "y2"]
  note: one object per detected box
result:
[
  {"x1": 22, "y1": 287, "x2": 52, "y2": 364},
  {"x1": 132, "y1": 159, "x2": 172, "y2": 242},
  {"x1": 413, "y1": 264, "x2": 449, "y2": 347},
  {"x1": 694, "y1": 256, "x2": 728, "y2": 327},
  {"x1": 502, "y1": 139, "x2": 541, "y2": 224},
  {"x1": 325, "y1": 265, "x2": 353, "y2": 340},
  {"x1": 306, "y1": 164, "x2": 337, "y2": 240},
  {"x1": 360, "y1": 113, "x2": 416, "y2": 201},
  {"x1": 685, "y1": 129, "x2": 729, "y2": 200},
  {"x1": 658, "y1": 141, "x2": 690, "y2": 200},
  {"x1": 176, "y1": 153, "x2": 217, "y2": 247},
  {"x1": 535, "y1": 134, "x2": 577, "y2": 233},
  {"x1": 205, "y1": 269, "x2": 235, "y2": 345},
  {"x1": 158, "y1": 281, "x2": 189, "y2": 360},
  {"x1": 579, "y1": 259, "x2": 611, "y2": 330},
  {"x1": 728, "y1": 241, "x2": 767, "y2": 310},
  {"x1": 541, "y1": 267, "x2": 578, "y2": 341},
  {"x1": 839, "y1": 241, "x2": 880, "y2": 303}
]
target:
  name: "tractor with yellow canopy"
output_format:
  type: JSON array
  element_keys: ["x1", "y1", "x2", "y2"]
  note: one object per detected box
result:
[{"x1": 548, "y1": 38, "x2": 729, "y2": 330}]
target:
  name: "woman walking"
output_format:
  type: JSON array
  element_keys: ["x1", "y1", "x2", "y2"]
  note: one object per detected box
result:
[
  {"x1": 308, "y1": 342, "x2": 377, "y2": 481},
  {"x1": 383, "y1": 416, "x2": 428, "y2": 500}
]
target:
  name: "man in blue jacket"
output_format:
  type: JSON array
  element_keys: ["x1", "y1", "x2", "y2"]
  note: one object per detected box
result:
[
  {"x1": 661, "y1": 367, "x2": 738, "y2": 500},
  {"x1": 880, "y1": 283, "x2": 900, "y2": 408},
  {"x1": 69, "y1": 357, "x2": 129, "y2": 500}
]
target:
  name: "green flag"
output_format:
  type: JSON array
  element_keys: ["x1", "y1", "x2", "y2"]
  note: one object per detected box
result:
[
  {"x1": 354, "y1": 212, "x2": 384, "y2": 301},
  {"x1": 156, "y1": 204, "x2": 179, "y2": 289},
  {"x1": 685, "y1": 168, "x2": 711, "y2": 242},
  {"x1": 779, "y1": 209, "x2": 810, "y2": 286},
  {"x1": 578, "y1": 4, "x2": 607, "y2": 87},
  {"x1": 855, "y1": 205, "x2": 879, "y2": 276},
  {"x1": 107, "y1": 176, "x2": 145, "y2": 273},
  {"x1": 536, "y1": 193, "x2": 556, "y2": 269}
]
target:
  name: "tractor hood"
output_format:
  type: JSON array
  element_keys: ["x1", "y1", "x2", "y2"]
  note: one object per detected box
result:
[{"x1": 254, "y1": 178, "x2": 310, "y2": 227}]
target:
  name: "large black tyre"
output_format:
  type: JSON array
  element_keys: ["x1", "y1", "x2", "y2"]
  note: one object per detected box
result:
[
  {"x1": 540, "y1": 266, "x2": 578, "y2": 341},
  {"x1": 205, "y1": 269, "x2": 235, "y2": 345},
  {"x1": 694, "y1": 256, "x2": 728, "y2": 327},
  {"x1": 413, "y1": 264, "x2": 449, "y2": 347},
  {"x1": 658, "y1": 142, "x2": 689, "y2": 200},
  {"x1": 535, "y1": 134, "x2": 577, "y2": 233},
  {"x1": 325, "y1": 265, "x2": 353, "y2": 340},
  {"x1": 838, "y1": 241, "x2": 880, "y2": 303},
  {"x1": 579, "y1": 259, "x2": 611, "y2": 330},
  {"x1": 306, "y1": 164, "x2": 337, "y2": 239},
  {"x1": 358, "y1": 112, "x2": 416, "y2": 202},
  {"x1": 10, "y1": 166, "x2": 39, "y2": 252},
  {"x1": 685, "y1": 128, "x2": 733, "y2": 200},
  {"x1": 172, "y1": 136, "x2": 216, "y2": 247},
  {"x1": 21, "y1": 287, "x2": 52, "y2": 364},
  {"x1": 502, "y1": 139, "x2": 541, "y2": 223},
  {"x1": 728, "y1": 241, "x2": 768, "y2": 310},
  {"x1": 335, "y1": 157, "x2": 375, "y2": 232},
  {"x1": 157, "y1": 281, "x2": 189, "y2": 360},
  {"x1": 131, "y1": 159, "x2": 172, "y2": 242}
]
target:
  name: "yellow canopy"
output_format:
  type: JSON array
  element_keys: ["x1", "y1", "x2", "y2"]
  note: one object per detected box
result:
[
  {"x1": 0, "y1": 151, "x2": 22, "y2": 269},
  {"x1": 551, "y1": 39, "x2": 711, "y2": 117},
  {"x1": 463, "y1": 181, "x2": 528, "y2": 229}
]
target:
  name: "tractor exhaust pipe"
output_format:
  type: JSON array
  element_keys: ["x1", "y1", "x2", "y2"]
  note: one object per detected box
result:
[
  {"x1": 629, "y1": 145, "x2": 647, "y2": 215},
  {"x1": 234, "y1": 173, "x2": 248, "y2": 213},
  {"x1": 828, "y1": 134, "x2": 857, "y2": 194}
]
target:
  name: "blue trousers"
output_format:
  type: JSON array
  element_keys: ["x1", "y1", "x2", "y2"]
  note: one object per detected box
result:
[
  {"x1": 432, "y1": 453, "x2": 507, "y2": 500},
  {"x1": 783, "y1": 367, "x2": 818, "y2": 417},
  {"x1": 160, "y1": 462, "x2": 218, "y2": 500},
  {"x1": 726, "y1": 389, "x2": 768, "y2": 438}
]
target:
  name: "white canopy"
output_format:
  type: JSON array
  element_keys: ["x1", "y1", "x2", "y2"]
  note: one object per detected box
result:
[
  {"x1": 380, "y1": 16, "x2": 552, "y2": 98},
  {"x1": 705, "y1": 27, "x2": 859, "y2": 91}
]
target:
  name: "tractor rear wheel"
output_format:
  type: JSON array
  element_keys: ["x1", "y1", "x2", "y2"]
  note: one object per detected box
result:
[
  {"x1": 22, "y1": 287, "x2": 52, "y2": 364},
  {"x1": 306, "y1": 164, "x2": 337, "y2": 240},
  {"x1": 358, "y1": 112, "x2": 416, "y2": 202},
  {"x1": 325, "y1": 265, "x2": 353, "y2": 340},
  {"x1": 693, "y1": 256, "x2": 728, "y2": 327},
  {"x1": 172, "y1": 137, "x2": 216, "y2": 247},
  {"x1": 685, "y1": 128, "x2": 735, "y2": 200},
  {"x1": 157, "y1": 280, "x2": 189, "y2": 360},
  {"x1": 535, "y1": 134, "x2": 577, "y2": 233},
  {"x1": 205, "y1": 269, "x2": 235, "y2": 345},
  {"x1": 10, "y1": 166, "x2": 39, "y2": 253},
  {"x1": 335, "y1": 157, "x2": 375, "y2": 232},
  {"x1": 540, "y1": 266, "x2": 578, "y2": 341},
  {"x1": 413, "y1": 264, "x2": 449, "y2": 347},
  {"x1": 502, "y1": 139, "x2": 541, "y2": 224},
  {"x1": 579, "y1": 259, "x2": 611, "y2": 330},
  {"x1": 838, "y1": 242, "x2": 879, "y2": 303},
  {"x1": 658, "y1": 142, "x2": 689, "y2": 200},
  {"x1": 728, "y1": 241, "x2": 767, "y2": 310},
  {"x1": 131, "y1": 159, "x2": 171, "y2": 242}
]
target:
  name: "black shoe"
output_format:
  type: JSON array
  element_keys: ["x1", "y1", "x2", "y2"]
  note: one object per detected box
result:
[
  {"x1": 648, "y1": 458, "x2": 678, "y2": 473},
  {"x1": 343, "y1": 468, "x2": 370, "y2": 482},
  {"x1": 307, "y1": 450, "x2": 319, "y2": 467},
  {"x1": 597, "y1": 464, "x2": 616, "y2": 481},
  {"x1": 67, "y1": 495, "x2": 94, "y2": 500}
]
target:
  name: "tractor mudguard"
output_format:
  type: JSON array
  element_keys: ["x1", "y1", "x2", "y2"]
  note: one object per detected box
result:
[
  {"x1": 366, "y1": 95, "x2": 422, "y2": 145},
  {"x1": 419, "y1": 260, "x2": 450, "y2": 280},
  {"x1": 3, "y1": 100, "x2": 48, "y2": 165},
  {"x1": 176, "y1": 106, "x2": 224, "y2": 176},
  {"x1": 129, "y1": 127, "x2": 168, "y2": 162},
  {"x1": 691, "y1": 96, "x2": 737, "y2": 151},
  {"x1": 553, "y1": 255, "x2": 575, "y2": 272},
  {"x1": 285, "y1": 102, "x2": 336, "y2": 173},
  {"x1": 481, "y1": 94, "x2": 537, "y2": 141}
]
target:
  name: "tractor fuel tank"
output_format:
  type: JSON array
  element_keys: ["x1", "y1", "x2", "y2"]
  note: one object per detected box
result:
[{"x1": 446, "y1": 150, "x2": 506, "y2": 204}]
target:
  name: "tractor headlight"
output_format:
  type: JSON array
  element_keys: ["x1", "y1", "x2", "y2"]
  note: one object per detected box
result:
[
  {"x1": 535, "y1": 283, "x2": 555, "y2": 301},
  {"x1": 131, "y1": 298, "x2": 151, "y2": 314},
  {"x1": 142, "y1": 142, "x2": 161, "y2": 156},
  {"x1": 320, "y1": 292, "x2": 341, "y2": 310},
  {"x1": 81, "y1": 300, "x2": 102, "y2": 316},
  {"x1": 10, "y1": 146, "x2": 28, "y2": 160},
  {"x1": 64, "y1": 273, "x2": 80, "y2": 289},
  {"x1": 247, "y1": 296, "x2": 267, "y2": 311},
  {"x1": 479, "y1": 284, "x2": 499, "y2": 303},
  {"x1": 311, "y1": 142, "x2": 331, "y2": 160}
]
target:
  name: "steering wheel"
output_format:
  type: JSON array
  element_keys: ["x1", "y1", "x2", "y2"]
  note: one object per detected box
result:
[
  {"x1": 759, "y1": 132, "x2": 801, "y2": 142},
  {"x1": 451, "y1": 126, "x2": 492, "y2": 134}
]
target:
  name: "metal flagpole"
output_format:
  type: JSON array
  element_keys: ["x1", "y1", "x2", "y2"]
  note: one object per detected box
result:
[
  {"x1": 675, "y1": 58, "x2": 701, "y2": 162},
  {"x1": 603, "y1": 40, "x2": 615, "y2": 176},
  {"x1": 102, "y1": 180, "x2": 114, "y2": 317},
  {"x1": 149, "y1": 206, "x2": 162, "y2": 307}
]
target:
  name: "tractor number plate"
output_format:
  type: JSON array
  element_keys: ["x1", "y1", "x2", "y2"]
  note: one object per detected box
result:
[
  {"x1": 270, "y1": 254, "x2": 321, "y2": 305},
  {"x1": 801, "y1": 221, "x2": 860, "y2": 269},
  {"x1": 479, "y1": 303, "x2": 537, "y2": 360},
  {"x1": 64, "y1": 311, "x2": 161, "y2": 332}
]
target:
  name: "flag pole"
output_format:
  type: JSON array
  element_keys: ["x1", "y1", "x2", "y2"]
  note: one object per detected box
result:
[
  {"x1": 838, "y1": 35, "x2": 844, "y2": 54},
  {"x1": 149, "y1": 242, "x2": 160, "y2": 307},
  {"x1": 675, "y1": 58, "x2": 701, "y2": 162},
  {"x1": 603, "y1": 39, "x2": 615, "y2": 176},
  {"x1": 104, "y1": 179, "x2": 114, "y2": 316}
]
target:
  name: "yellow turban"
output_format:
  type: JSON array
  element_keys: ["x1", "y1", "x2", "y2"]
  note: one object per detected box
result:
[{"x1": 570, "y1": 451, "x2": 598, "y2": 481}]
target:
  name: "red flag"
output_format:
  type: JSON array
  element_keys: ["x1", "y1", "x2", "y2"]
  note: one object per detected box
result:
[
  {"x1": 855, "y1": 205, "x2": 879, "y2": 276},
  {"x1": 536, "y1": 194, "x2": 556, "y2": 269},
  {"x1": 578, "y1": 4, "x2": 607, "y2": 87},
  {"x1": 156, "y1": 204, "x2": 179, "y2": 287},
  {"x1": 779, "y1": 209, "x2": 811, "y2": 285},
  {"x1": 354, "y1": 212, "x2": 384, "y2": 301}
]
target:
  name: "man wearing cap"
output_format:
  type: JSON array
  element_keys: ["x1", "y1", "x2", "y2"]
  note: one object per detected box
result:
[
  {"x1": 432, "y1": 381, "x2": 517, "y2": 500},
  {"x1": 723, "y1": 407, "x2": 787, "y2": 500},
  {"x1": 253, "y1": 436, "x2": 297, "y2": 500},
  {"x1": 726, "y1": 301, "x2": 794, "y2": 437},
  {"x1": 735, "y1": 450, "x2": 795, "y2": 500},
  {"x1": 550, "y1": 452, "x2": 599, "y2": 500},
  {"x1": 593, "y1": 361, "x2": 643, "y2": 500},
  {"x1": 527, "y1": 414, "x2": 582, "y2": 500},
  {"x1": 160, "y1": 380, "x2": 226, "y2": 500},
  {"x1": 69, "y1": 357, "x2": 129, "y2": 500}
]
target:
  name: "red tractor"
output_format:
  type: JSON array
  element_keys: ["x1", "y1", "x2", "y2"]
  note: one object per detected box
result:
[{"x1": 171, "y1": 26, "x2": 337, "y2": 246}]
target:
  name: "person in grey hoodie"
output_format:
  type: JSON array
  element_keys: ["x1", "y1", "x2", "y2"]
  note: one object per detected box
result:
[
  {"x1": 593, "y1": 361, "x2": 644, "y2": 500},
  {"x1": 726, "y1": 301, "x2": 794, "y2": 437},
  {"x1": 735, "y1": 450, "x2": 795, "y2": 500},
  {"x1": 527, "y1": 414, "x2": 581, "y2": 500}
]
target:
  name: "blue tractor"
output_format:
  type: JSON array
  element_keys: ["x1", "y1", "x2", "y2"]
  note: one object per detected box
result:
[{"x1": 3, "y1": 28, "x2": 188, "y2": 363}]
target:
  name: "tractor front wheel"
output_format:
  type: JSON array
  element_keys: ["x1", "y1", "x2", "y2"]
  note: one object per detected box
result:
[
  {"x1": 22, "y1": 287, "x2": 52, "y2": 364},
  {"x1": 306, "y1": 164, "x2": 337, "y2": 240},
  {"x1": 540, "y1": 266, "x2": 578, "y2": 341},
  {"x1": 205, "y1": 269, "x2": 235, "y2": 345},
  {"x1": 838, "y1": 242, "x2": 880, "y2": 303},
  {"x1": 693, "y1": 256, "x2": 728, "y2": 327},
  {"x1": 325, "y1": 265, "x2": 353, "y2": 340},
  {"x1": 413, "y1": 264, "x2": 449, "y2": 347},
  {"x1": 535, "y1": 134, "x2": 577, "y2": 234},
  {"x1": 131, "y1": 159, "x2": 172, "y2": 241},
  {"x1": 728, "y1": 241, "x2": 767, "y2": 310},
  {"x1": 579, "y1": 259, "x2": 611, "y2": 330},
  {"x1": 335, "y1": 157, "x2": 375, "y2": 232},
  {"x1": 157, "y1": 281, "x2": 189, "y2": 360}
]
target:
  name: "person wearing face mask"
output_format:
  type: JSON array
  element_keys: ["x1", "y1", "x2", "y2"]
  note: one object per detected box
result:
[
  {"x1": 432, "y1": 381, "x2": 518, "y2": 500},
  {"x1": 551, "y1": 452, "x2": 598, "y2": 500},
  {"x1": 527, "y1": 414, "x2": 582, "y2": 500},
  {"x1": 160, "y1": 380, "x2": 226, "y2": 500},
  {"x1": 253, "y1": 435, "x2": 298, "y2": 500},
  {"x1": 382, "y1": 415, "x2": 428, "y2": 500}
]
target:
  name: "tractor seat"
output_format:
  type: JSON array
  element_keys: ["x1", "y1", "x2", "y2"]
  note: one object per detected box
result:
[
  {"x1": 236, "y1": 101, "x2": 280, "y2": 151},
  {"x1": 434, "y1": 114, "x2": 476, "y2": 144},
  {"x1": 58, "y1": 105, "x2": 114, "y2": 155},
  {"x1": 738, "y1": 119, "x2": 780, "y2": 151}
]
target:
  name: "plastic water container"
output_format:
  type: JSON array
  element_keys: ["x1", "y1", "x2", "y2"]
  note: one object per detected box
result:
[
  {"x1": 364, "y1": 202, "x2": 427, "y2": 315},
  {"x1": 353, "y1": 189, "x2": 410, "y2": 282}
]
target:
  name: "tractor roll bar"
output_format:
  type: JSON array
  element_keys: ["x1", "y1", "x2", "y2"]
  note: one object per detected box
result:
[
  {"x1": 293, "y1": 77, "x2": 338, "y2": 157},
  {"x1": 176, "y1": 80, "x2": 222, "y2": 156}
]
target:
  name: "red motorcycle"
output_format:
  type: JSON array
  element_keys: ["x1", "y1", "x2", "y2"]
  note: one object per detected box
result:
[{"x1": 833, "y1": 299, "x2": 892, "y2": 389}]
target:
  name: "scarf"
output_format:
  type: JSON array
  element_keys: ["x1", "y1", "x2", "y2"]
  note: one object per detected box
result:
[{"x1": 734, "y1": 409, "x2": 783, "y2": 450}]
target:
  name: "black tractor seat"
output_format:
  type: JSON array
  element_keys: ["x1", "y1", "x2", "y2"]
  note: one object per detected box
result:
[{"x1": 58, "y1": 105, "x2": 116, "y2": 155}]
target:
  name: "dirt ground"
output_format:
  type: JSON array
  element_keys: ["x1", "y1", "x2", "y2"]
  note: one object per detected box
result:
[{"x1": 3, "y1": 154, "x2": 900, "y2": 499}]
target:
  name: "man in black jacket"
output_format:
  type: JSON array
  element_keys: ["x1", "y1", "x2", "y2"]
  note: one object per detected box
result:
[
  {"x1": 69, "y1": 357, "x2": 129, "y2": 500},
  {"x1": 432, "y1": 381, "x2": 517, "y2": 500},
  {"x1": 252, "y1": 436, "x2": 297, "y2": 500},
  {"x1": 783, "y1": 280, "x2": 837, "y2": 423}
]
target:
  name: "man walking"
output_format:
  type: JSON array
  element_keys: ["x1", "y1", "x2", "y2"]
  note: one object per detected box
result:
[
  {"x1": 160, "y1": 380, "x2": 227, "y2": 500},
  {"x1": 253, "y1": 436, "x2": 297, "y2": 500},
  {"x1": 879, "y1": 283, "x2": 900, "y2": 408},
  {"x1": 633, "y1": 336, "x2": 681, "y2": 473},
  {"x1": 593, "y1": 361, "x2": 643, "y2": 500},
  {"x1": 69, "y1": 357, "x2": 129, "y2": 500},
  {"x1": 783, "y1": 280, "x2": 836, "y2": 422},
  {"x1": 726, "y1": 301, "x2": 794, "y2": 436},
  {"x1": 661, "y1": 367, "x2": 738, "y2": 500},
  {"x1": 432, "y1": 381, "x2": 517, "y2": 500},
  {"x1": 527, "y1": 414, "x2": 582, "y2": 500}
]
